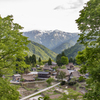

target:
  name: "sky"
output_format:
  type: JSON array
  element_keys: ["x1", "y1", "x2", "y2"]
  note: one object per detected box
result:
[{"x1": 0, "y1": 0, "x2": 89, "y2": 33}]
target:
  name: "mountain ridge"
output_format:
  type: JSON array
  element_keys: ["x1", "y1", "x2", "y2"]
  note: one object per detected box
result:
[{"x1": 23, "y1": 30, "x2": 79, "y2": 50}]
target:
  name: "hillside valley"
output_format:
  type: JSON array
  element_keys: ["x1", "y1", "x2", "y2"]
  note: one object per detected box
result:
[
  {"x1": 52, "y1": 35, "x2": 79, "y2": 53},
  {"x1": 63, "y1": 43, "x2": 85, "y2": 59},
  {"x1": 27, "y1": 41, "x2": 57, "y2": 60}
]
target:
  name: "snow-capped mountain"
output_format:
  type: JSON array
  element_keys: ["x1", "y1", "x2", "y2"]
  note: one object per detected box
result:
[{"x1": 23, "y1": 30, "x2": 79, "y2": 50}]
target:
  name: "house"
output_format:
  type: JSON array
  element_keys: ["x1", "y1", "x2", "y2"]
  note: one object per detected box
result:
[
  {"x1": 74, "y1": 67, "x2": 80, "y2": 71},
  {"x1": 23, "y1": 72, "x2": 38, "y2": 81},
  {"x1": 27, "y1": 72, "x2": 38, "y2": 77},
  {"x1": 68, "y1": 70, "x2": 75, "y2": 74},
  {"x1": 68, "y1": 71, "x2": 80, "y2": 81},
  {"x1": 22, "y1": 74, "x2": 35, "y2": 82},
  {"x1": 56, "y1": 68, "x2": 70, "y2": 81},
  {"x1": 57, "y1": 68, "x2": 70, "y2": 81},
  {"x1": 22, "y1": 72, "x2": 38, "y2": 82},
  {"x1": 12, "y1": 72, "x2": 38, "y2": 82},
  {"x1": 36, "y1": 65, "x2": 40, "y2": 68},
  {"x1": 43, "y1": 62, "x2": 58, "y2": 72},
  {"x1": 43, "y1": 66, "x2": 52, "y2": 71},
  {"x1": 38, "y1": 72, "x2": 51, "y2": 79},
  {"x1": 65, "y1": 63, "x2": 75, "y2": 70},
  {"x1": 51, "y1": 72, "x2": 57, "y2": 79},
  {"x1": 57, "y1": 68, "x2": 70, "y2": 77},
  {"x1": 32, "y1": 67, "x2": 37, "y2": 71},
  {"x1": 45, "y1": 62, "x2": 57, "y2": 67},
  {"x1": 12, "y1": 74, "x2": 21, "y2": 82}
]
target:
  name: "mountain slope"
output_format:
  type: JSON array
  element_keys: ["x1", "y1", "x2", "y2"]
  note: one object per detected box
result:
[
  {"x1": 52, "y1": 35, "x2": 79, "y2": 53},
  {"x1": 27, "y1": 41, "x2": 57, "y2": 60},
  {"x1": 23, "y1": 30, "x2": 79, "y2": 50},
  {"x1": 63, "y1": 43, "x2": 85, "y2": 59}
]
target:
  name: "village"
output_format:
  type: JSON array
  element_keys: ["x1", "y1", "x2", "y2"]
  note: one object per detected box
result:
[{"x1": 10, "y1": 62, "x2": 89, "y2": 100}]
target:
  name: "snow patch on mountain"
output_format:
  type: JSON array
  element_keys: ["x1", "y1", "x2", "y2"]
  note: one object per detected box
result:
[{"x1": 23, "y1": 30, "x2": 79, "y2": 50}]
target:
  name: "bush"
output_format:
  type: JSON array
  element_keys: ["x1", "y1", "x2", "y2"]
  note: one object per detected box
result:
[
  {"x1": 61, "y1": 65, "x2": 66, "y2": 69},
  {"x1": 46, "y1": 78, "x2": 54, "y2": 85},
  {"x1": 20, "y1": 78, "x2": 24, "y2": 82},
  {"x1": 68, "y1": 82, "x2": 76, "y2": 86},
  {"x1": 61, "y1": 81, "x2": 66, "y2": 85},
  {"x1": 37, "y1": 67, "x2": 42, "y2": 70},
  {"x1": 78, "y1": 76, "x2": 85, "y2": 82}
]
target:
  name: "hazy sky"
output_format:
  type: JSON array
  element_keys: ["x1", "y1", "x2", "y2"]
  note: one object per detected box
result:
[{"x1": 0, "y1": 0, "x2": 89, "y2": 33}]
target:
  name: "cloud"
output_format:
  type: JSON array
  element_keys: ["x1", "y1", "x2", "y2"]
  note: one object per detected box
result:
[
  {"x1": 54, "y1": 0, "x2": 84, "y2": 10},
  {"x1": 54, "y1": 6, "x2": 67, "y2": 10},
  {"x1": 69, "y1": 0, "x2": 84, "y2": 9}
]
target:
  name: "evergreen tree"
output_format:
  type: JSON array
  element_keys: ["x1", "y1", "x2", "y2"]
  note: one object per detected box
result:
[
  {"x1": 56, "y1": 54, "x2": 62, "y2": 61},
  {"x1": 29, "y1": 54, "x2": 36, "y2": 66},
  {"x1": 69, "y1": 57, "x2": 74, "y2": 63},
  {"x1": 31, "y1": 54, "x2": 36, "y2": 64},
  {"x1": 61, "y1": 51, "x2": 66, "y2": 57},
  {"x1": 48, "y1": 58, "x2": 52, "y2": 65},
  {"x1": 38, "y1": 57, "x2": 41, "y2": 62},
  {"x1": 25, "y1": 56, "x2": 31, "y2": 64},
  {"x1": 56, "y1": 59, "x2": 62, "y2": 66}
]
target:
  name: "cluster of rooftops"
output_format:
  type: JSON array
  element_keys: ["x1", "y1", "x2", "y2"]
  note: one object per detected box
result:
[{"x1": 12, "y1": 62, "x2": 89, "y2": 82}]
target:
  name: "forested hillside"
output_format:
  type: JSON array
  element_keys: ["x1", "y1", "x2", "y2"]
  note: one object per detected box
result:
[
  {"x1": 52, "y1": 35, "x2": 79, "y2": 53},
  {"x1": 27, "y1": 41, "x2": 57, "y2": 60},
  {"x1": 63, "y1": 43, "x2": 85, "y2": 58}
]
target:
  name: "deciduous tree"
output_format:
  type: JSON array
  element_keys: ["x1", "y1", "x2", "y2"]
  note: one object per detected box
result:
[
  {"x1": 76, "y1": 0, "x2": 100, "y2": 99},
  {"x1": 57, "y1": 71, "x2": 66, "y2": 81},
  {"x1": 46, "y1": 78, "x2": 54, "y2": 85},
  {"x1": 0, "y1": 15, "x2": 29, "y2": 100},
  {"x1": 61, "y1": 56, "x2": 69, "y2": 65}
]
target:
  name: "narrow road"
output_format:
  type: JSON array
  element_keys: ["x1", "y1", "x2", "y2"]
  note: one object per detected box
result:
[{"x1": 20, "y1": 82, "x2": 60, "y2": 100}]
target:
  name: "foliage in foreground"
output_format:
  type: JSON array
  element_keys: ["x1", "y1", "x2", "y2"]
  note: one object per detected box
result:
[
  {"x1": 0, "y1": 15, "x2": 29, "y2": 100},
  {"x1": 76, "y1": 0, "x2": 100, "y2": 99}
]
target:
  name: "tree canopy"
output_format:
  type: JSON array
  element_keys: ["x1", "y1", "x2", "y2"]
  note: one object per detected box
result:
[
  {"x1": 61, "y1": 56, "x2": 69, "y2": 65},
  {"x1": 0, "y1": 15, "x2": 29, "y2": 100},
  {"x1": 57, "y1": 71, "x2": 66, "y2": 81},
  {"x1": 46, "y1": 78, "x2": 54, "y2": 85},
  {"x1": 76, "y1": 0, "x2": 100, "y2": 99},
  {"x1": 56, "y1": 52, "x2": 67, "y2": 66}
]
